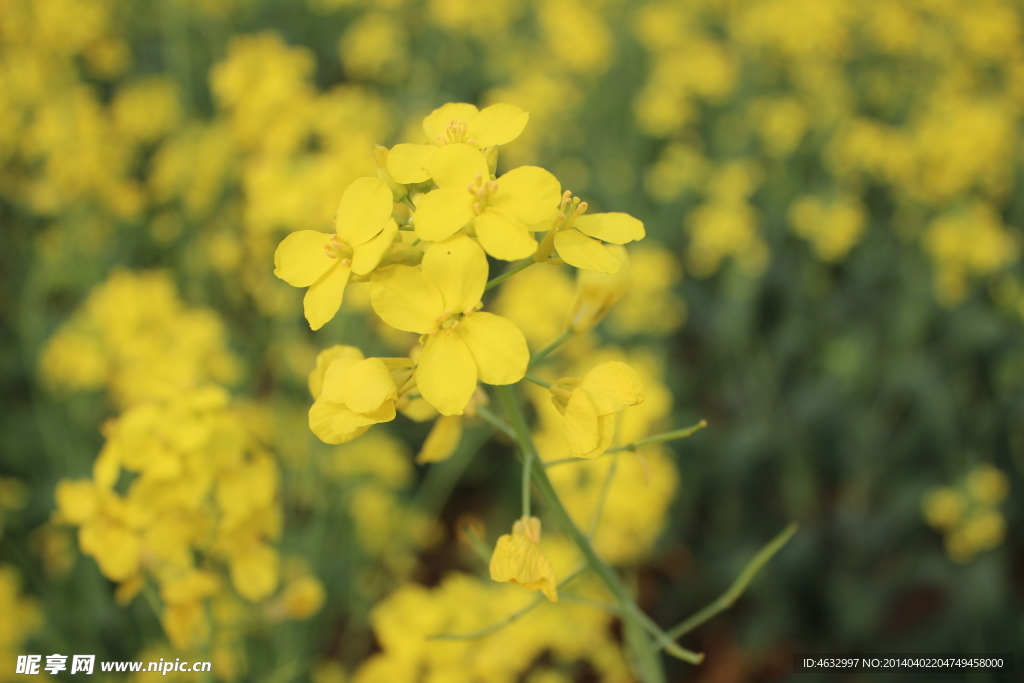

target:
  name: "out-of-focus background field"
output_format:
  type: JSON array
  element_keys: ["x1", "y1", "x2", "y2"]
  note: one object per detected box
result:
[{"x1": 1, "y1": 0, "x2": 1023, "y2": 681}]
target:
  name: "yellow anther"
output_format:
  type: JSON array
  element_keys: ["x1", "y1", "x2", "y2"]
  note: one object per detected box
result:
[
  {"x1": 575, "y1": 202, "x2": 588, "y2": 217},
  {"x1": 473, "y1": 201, "x2": 483, "y2": 215}
]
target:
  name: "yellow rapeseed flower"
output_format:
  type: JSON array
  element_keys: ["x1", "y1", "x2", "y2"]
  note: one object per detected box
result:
[
  {"x1": 413, "y1": 143, "x2": 561, "y2": 260},
  {"x1": 544, "y1": 191, "x2": 645, "y2": 273},
  {"x1": 370, "y1": 236, "x2": 529, "y2": 415},
  {"x1": 307, "y1": 345, "x2": 414, "y2": 445},
  {"x1": 274, "y1": 177, "x2": 398, "y2": 330},
  {"x1": 489, "y1": 516, "x2": 558, "y2": 602},
  {"x1": 550, "y1": 362, "x2": 644, "y2": 458},
  {"x1": 386, "y1": 102, "x2": 529, "y2": 183}
]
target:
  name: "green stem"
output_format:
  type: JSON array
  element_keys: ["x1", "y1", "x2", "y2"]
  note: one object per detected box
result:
[
  {"x1": 485, "y1": 259, "x2": 534, "y2": 291},
  {"x1": 522, "y1": 449, "x2": 533, "y2": 518},
  {"x1": 495, "y1": 385, "x2": 681, "y2": 682},
  {"x1": 523, "y1": 373, "x2": 553, "y2": 389},
  {"x1": 474, "y1": 404, "x2": 517, "y2": 440},
  {"x1": 529, "y1": 330, "x2": 573, "y2": 368},
  {"x1": 588, "y1": 453, "x2": 619, "y2": 538},
  {"x1": 610, "y1": 420, "x2": 708, "y2": 453},
  {"x1": 662, "y1": 522, "x2": 798, "y2": 644},
  {"x1": 429, "y1": 565, "x2": 587, "y2": 641},
  {"x1": 544, "y1": 420, "x2": 708, "y2": 469}
]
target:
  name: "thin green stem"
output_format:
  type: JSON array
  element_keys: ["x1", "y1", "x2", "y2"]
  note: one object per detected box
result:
[
  {"x1": 528, "y1": 330, "x2": 573, "y2": 368},
  {"x1": 662, "y1": 522, "x2": 798, "y2": 644},
  {"x1": 610, "y1": 420, "x2": 708, "y2": 453},
  {"x1": 460, "y1": 523, "x2": 497, "y2": 565},
  {"x1": 560, "y1": 593, "x2": 621, "y2": 614},
  {"x1": 588, "y1": 453, "x2": 619, "y2": 538},
  {"x1": 544, "y1": 420, "x2": 708, "y2": 469},
  {"x1": 474, "y1": 404, "x2": 517, "y2": 440},
  {"x1": 400, "y1": 196, "x2": 417, "y2": 211},
  {"x1": 523, "y1": 373, "x2": 553, "y2": 389},
  {"x1": 521, "y1": 449, "x2": 533, "y2": 518},
  {"x1": 428, "y1": 565, "x2": 587, "y2": 641},
  {"x1": 485, "y1": 258, "x2": 534, "y2": 291},
  {"x1": 495, "y1": 385, "x2": 680, "y2": 683}
]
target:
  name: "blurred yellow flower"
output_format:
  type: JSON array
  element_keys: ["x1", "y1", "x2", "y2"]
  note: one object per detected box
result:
[
  {"x1": 370, "y1": 236, "x2": 529, "y2": 415},
  {"x1": 489, "y1": 516, "x2": 558, "y2": 602},
  {"x1": 965, "y1": 464, "x2": 1009, "y2": 505}
]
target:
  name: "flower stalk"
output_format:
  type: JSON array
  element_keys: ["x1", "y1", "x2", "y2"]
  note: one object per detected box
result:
[{"x1": 495, "y1": 384, "x2": 701, "y2": 682}]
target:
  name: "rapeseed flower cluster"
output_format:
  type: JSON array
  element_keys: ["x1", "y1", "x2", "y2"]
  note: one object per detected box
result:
[
  {"x1": 271, "y1": 102, "x2": 735, "y2": 683},
  {"x1": 922, "y1": 465, "x2": 1010, "y2": 563},
  {"x1": 42, "y1": 272, "x2": 323, "y2": 671},
  {"x1": 353, "y1": 541, "x2": 632, "y2": 683},
  {"x1": 634, "y1": 0, "x2": 1024, "y2": 306}
]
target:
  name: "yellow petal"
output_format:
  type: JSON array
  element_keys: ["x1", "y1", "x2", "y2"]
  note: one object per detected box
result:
[
  {"x1": 562, "y1": 389, "x2": 600, "y2": 455},
  {"x1": 273, "y1": 231, "x2": 336, "y2": 287},
  {"x1": 416, "y1": 415, "x2": 463, "y2": 464},
  {"x1": 416, "y1": 332, "x2": 477, "y2": 416},
  {"x1": 336, "y1": 177, "x2": 394, "y2": 246},
  {"x1": 475, "y1": 209, "x2": 538, "y2": 261},
  {"x1": 55, "y1": 479, "x2": 98, "y2": 524},
  {"x1": 467, "y1": 103, "x2": 529, "y2": 147},
  {"x1": 340, "y1": 358, "x2": 398, "y2": 414},
  {"x1": 309, "y1": 396, "x2": 345, "y2": 444},
  {"x1": 429, "y1": 143, "x2": 490, "y2": 190},
  {"x1": 318, "y1": 355, "x2": 362, "y2": 403},
  {"x1": 580, "y1": 361, "x2": 644, "y2": 414},
  {"x1": 230, "y1": 543, "x2": 279, "y2": 602},
  {"x1": 309, "y1": 346, "x2": 364, "y2": 399},
  {"x1": 574, "y1": 212, "x2": 646, "y2": 244},
  {"x1": 488, "y1": 533, "x2": 558, "y2": 601},
  {"x1": 303, "y1": 261, "x2": 350, "y2": 331},
  {"x1": 490, "y1": 166, "x2": 561, "y2": 224},
  {"x1": 386, "y1": 143, "x2": 435, "y2": 184},
  {"x1": 575, "y1": 413, "x2": 616, "y2": 459},
  {"x1": 555, "y1": 229, "x2": 621, "y2": 273},
  {"x1": 331, "y1": 401, "x2": 395, "y2": 434},
  {"x1": 457, "y1": 312, "x2": 529, "y2": 385},
  {"x1": 422, "y1": 102, "x2": 479, "y2": 139},
  {"x1": 421, "y1": 235, "x2": 488, "y2": 313},
  {"x1": 351, "y1": 218, "x2": 398, "y2": 275},
  {"x1": 369, "y1": 265, "x2": 445, "y2": 334},
  {"x1": 413, "y1": 188, "x2": 474, "y2": 242}
]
